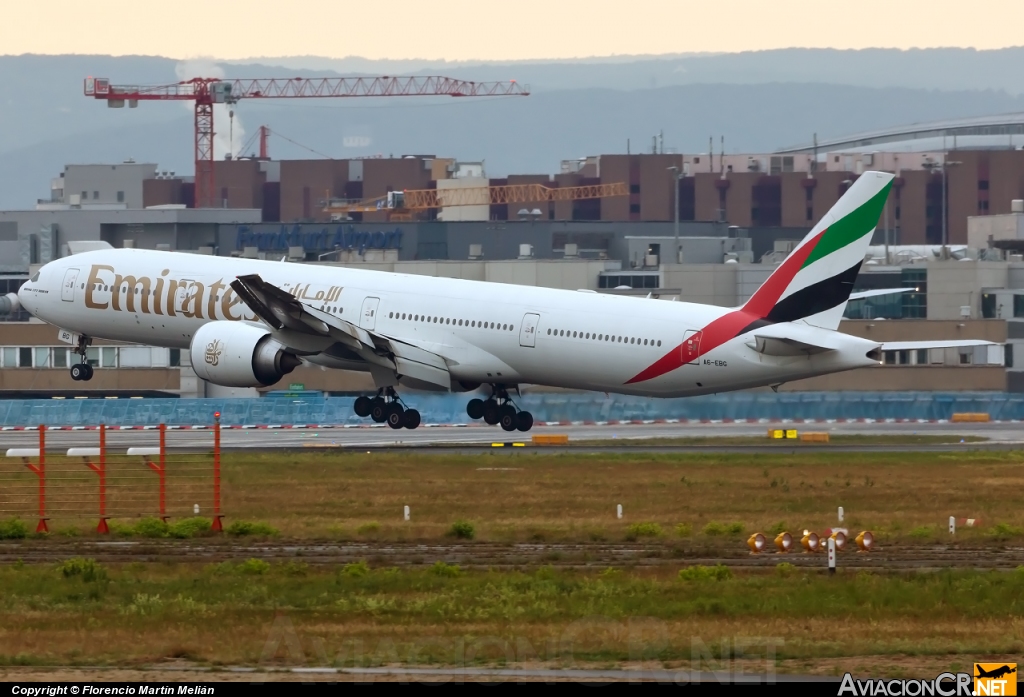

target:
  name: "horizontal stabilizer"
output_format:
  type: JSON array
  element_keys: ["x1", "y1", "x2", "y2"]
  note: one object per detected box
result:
[
  {"x1": 880, "y1": 340, "x2": 996, "y2": 351},
  {"x1": 848, "y1": 288, "x2": 913, "y2": 301},
  {"x1": 746, "y1": 322, "x2": 844, "y2": 356}
]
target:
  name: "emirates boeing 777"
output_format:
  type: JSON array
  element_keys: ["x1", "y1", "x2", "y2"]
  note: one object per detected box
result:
[{"x1": 8, "y1": 171, "x2": 992, "y2": 431}]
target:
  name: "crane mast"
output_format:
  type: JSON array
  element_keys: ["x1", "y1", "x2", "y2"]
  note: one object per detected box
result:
[{"x1": 84, "y1": 76, "x2": 529, "y2": 208}]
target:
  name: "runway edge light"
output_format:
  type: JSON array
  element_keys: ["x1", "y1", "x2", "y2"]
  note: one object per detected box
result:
[
  {"x1": 830, "y1": 530, "x2": 847, "y2": 551},
  {"x1": 855, "y1": 531, "x2": 874, "y2": 551},
  {"x1": 747, "y1": 532, "x2": 766, "y2": 553},
  {"x1": 774, "y1": 531, "x2": 793, "y2": 553},
  {"x1": 800, "y1": 531, "x2": 820, "y2": 552}
]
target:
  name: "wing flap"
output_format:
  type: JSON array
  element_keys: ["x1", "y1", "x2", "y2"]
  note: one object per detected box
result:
[{"x1": 230, "y1": 273, "x2": 452, "y2": 390}]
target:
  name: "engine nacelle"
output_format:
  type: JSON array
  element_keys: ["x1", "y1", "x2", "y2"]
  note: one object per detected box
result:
[{"x1": 190, "y1": 321, "x2": 302, "y2": 387}]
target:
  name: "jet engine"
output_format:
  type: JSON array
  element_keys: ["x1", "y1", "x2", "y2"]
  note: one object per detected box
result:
[{"x1": 190, "y1": 321, "x2": 302, "y2": 387}]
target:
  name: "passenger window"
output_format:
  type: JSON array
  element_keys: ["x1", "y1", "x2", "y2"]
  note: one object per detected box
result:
[{"x1": 657, "y1": 340, "x2": 661, "y2": 346}]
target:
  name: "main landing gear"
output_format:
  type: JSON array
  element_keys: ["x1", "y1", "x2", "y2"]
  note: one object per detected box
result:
[
  {"x1": 466, "y1": 386, "x2": 533, "y2": 432},
  {"x1": 70, "y1": 335, "x2": 94, "y2": 382},
  {"x1": 353, "y1": 387, "x2": 421, "y2": 430}
]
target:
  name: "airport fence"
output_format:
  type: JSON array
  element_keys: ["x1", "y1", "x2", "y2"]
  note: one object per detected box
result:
[
  {"x1": 0, "y1": 391, "x2": 1019, "y2": 427},
  {"x1": 0, "y1": 424, "x2": 222, "y2": 533}
]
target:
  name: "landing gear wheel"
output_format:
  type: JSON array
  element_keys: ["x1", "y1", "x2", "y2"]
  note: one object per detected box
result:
[
  {"x1": 82, "y1": 364, "x2": 94, "y2": 381},
  {"x1": 466, "y1": 398, "x2": 484, "y2": 420},
  {"x1": 482, "y1": 400, "x2": 499, "y2": 425},
  {"x1": 499, "y1": 404, "x2": 518, "y2": 432},
  {"x1": 516, "y1": 411, "x2": 534, "y2": 432},
  {"x1": 403, "y1": 409, "x2": 421, "y2": 430},
  {"x1": 385, "y1": 403, "x2": 405, "y2": 429},
  {"x1": 353, "y1": 396, "x2": 372, "y2": 417},
  {"x1": 370, "y1": 397, "x2": 388, "y2": 423},
  {"x1": 70, "y1": 363, "x2": 86, "y2": 381}
]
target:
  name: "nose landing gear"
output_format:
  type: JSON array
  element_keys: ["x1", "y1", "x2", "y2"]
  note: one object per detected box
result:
[
  {"x1": 467, "y1": 386, "x2": 534, "y2": 432},
  {"x1": 353, "y1": 388, "x2": 420, "y2": 429},
  {"x1": 69, "y1": 335, "x2": 94, "y2": 381}
]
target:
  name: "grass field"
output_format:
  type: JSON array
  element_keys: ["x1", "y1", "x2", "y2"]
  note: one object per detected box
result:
[
  {"x1": 4, "y1": 448, "x2": 1023, "y2": 544},
  {"x1": 0, "y1": 560, "x2": 1022, "y2": 674},
  {"x1": 2, "y1": 448, "x2": 1024, "y2": 674},
  {"x1": 225, "y1": 448, "x2": 1024, "y2": 543}
]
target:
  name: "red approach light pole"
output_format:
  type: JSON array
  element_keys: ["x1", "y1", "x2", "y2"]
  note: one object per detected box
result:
[{"x1": 83, "y1": 75, "x2": 529, "y2": 209}]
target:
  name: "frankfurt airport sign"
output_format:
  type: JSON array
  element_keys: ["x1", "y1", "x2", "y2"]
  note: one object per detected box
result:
[{"x1": 235, "y1": 224, "x2": 404, "y2": 254}]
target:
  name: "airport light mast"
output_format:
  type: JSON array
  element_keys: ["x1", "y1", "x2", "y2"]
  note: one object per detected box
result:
[{"x1": 84, "y1": 75, "x2": 529, "y2": 209}]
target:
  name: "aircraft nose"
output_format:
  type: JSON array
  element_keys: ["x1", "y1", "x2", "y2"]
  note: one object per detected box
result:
[{"x1": 14, "y1": 272, "x2": 37, "y2": 315}]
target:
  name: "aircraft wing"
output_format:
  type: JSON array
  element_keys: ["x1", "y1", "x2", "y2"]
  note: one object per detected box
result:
[{"x1": 229, "y1": 274, "x2": 452, "y2": 391}]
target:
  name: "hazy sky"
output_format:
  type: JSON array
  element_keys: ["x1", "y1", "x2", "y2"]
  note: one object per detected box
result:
[{"x1": 4, "y1": 0, "x2": 1023, "y2": 61}]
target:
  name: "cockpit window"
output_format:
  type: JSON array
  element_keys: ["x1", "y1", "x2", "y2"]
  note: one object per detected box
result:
[{"x1": 30, "y1": 272, "x2": 40, "y2": 283}]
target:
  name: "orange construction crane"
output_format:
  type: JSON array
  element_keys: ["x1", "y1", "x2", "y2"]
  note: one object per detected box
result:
[
  {"x1": 83, "y1": 76, "x2": 529, "y2": 208},
  {"x1": 325, "y1": 182, "x2": 628, "y2": 219}
]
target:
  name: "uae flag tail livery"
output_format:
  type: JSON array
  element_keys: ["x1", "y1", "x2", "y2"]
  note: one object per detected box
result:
[{"x1": 744, "y1": 171, "x2": 894, "y2": 331}]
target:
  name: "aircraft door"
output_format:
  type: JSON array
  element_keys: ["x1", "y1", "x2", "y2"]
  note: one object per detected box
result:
[
  {"x1": 173, "y1": 280, "x2": 199, "y2": 315},
  {"x1": 61, "y1": 268, "x2": 80, "y2": 302},
  {"x1": 681, "y1": 329, "x2": 702, "y2": 364},
  {"x1": 360, "y1": 297, "x2": 380, "y2": 331},
  {"x1": 519, "y1": 313, "x2": 540, "y2": 348}
]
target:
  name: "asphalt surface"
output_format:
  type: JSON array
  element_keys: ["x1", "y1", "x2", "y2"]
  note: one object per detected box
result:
[{"x1": 0, "y1": 420, "x2": 1021, "y2": 451}]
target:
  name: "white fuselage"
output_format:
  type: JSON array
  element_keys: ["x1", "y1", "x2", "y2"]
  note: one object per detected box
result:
[{"x1": 18, "y1": 249, "x2": 881, "y2": 397}]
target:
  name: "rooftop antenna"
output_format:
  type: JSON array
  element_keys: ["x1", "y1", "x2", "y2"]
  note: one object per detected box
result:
[
  {"x1": 709, "y1": 136, "x2": 713, "y2": 173},
  {"x1": 627, "y1": 138, "x2": 630, "y2": 155},
  {"x1": 659, "y1": 130, "x2": 664, "y2": 155},
  {"x1": 720, "y1": 135, "x2": 725, "y2": 177},
  {"x1": 811, "y1": 132, "x2": 818, "y2": 178}
]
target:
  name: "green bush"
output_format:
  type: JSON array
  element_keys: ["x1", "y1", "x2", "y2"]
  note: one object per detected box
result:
[
  {"x1": 703, "y1": 521, "x2": 726, "y2": 536},
  {"x1": 226, "y1": 520, "x2": 279, "y2": 537},
  {"x1": 678, "y1": 564, "x2": 732, "y2": 582},
  {"x1": 675, "y1": 523, "x2": 693, "y2": 538},
  {"x1": 989, "y1": 522, "x2": 1024, "y2": 540},
  {"x1": 625, "y1": 522, "x2": 663, "y2": 540},
  {"x1": 909, "y1": 525, "x2": 933, "y2": 540},
  {"x1": 447, "y1": 520, "x2": 475, "y2": 540},
  {"x1": 726, "y1": 522, "x2": 745, "y2": 535},
  {"x1": 341, "y1": 561, "x2": 370, "y2": 578},
  {"x1": 108, "y1": 520, "x2": 135, "y2": 537},
  {"x1": 769, "y1": 521, "x2": 788, "y2": 535},
  {"x1": 280, "y1": 561, "x2": 308, "y2": 576},
  {"x1": 430, "y1": 561, "x2": 461, "y2": 578},
  {"x1": 167, "y1": 517, "x2": 212, "y2": 539},
  {"x1": 356, "y1": 522, "x2": 381, "y2": 536},
  {"x1": 237, "y1": 558, "x2": 270, "y2": 575},
  {"x1": 133, "y1": 517, "x2": 170, "y2": 538},
  {"x1": 775, "y1": 562, "x2": 797, "y2": 578},
  {"x1": 58, "y1": 558, "x2": 107, "y2": 583},
  {"x1": 0, "y1": 518, "x2": 29, "y2": 540}
]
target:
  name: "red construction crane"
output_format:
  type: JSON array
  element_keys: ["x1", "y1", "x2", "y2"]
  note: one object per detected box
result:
[{"x1": 83, "y1": 76, "x2": 529, "y2": 208}]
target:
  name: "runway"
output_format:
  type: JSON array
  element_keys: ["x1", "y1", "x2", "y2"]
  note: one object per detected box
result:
[{"x1": 0, "y1": 420, "x2": 1021, "y2": 450}]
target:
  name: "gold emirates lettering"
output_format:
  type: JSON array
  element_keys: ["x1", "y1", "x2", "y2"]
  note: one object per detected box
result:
[{"x1": 82, "y1": 264, "x2": 343, "y2": 321}]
